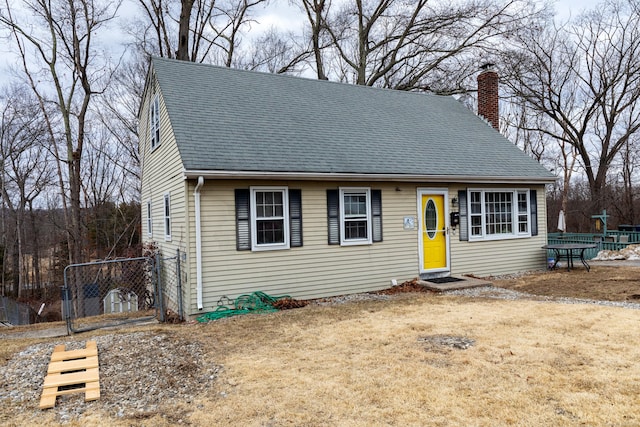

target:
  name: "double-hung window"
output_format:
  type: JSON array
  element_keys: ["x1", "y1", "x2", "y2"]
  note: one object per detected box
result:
[
  {"x1": 467, "y1": 189, "x2": 531, "y2": 240},
  {"x1": 149, "y1": 94, "x2": 160, "y2": 150},
  {"x1": 235, "y1": 187, "x2": 302, "y2": 251},
  {"x1": 340, "y1": 188, "x2": 372, "y2": 245},
  {"x1": 517, "y1": 191, "x2": 529, "y2": 233},
  {"x1": 327, "y1": 187, "x2": 382, "y2": 246},
  {"x1": 251, "y1": 187, "x2": 289, "y2": 250}
]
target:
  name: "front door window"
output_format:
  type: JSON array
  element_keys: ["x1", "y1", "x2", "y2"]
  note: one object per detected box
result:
[{"x1": 425, "y1": 199, "x2": 437, "y2": 239}]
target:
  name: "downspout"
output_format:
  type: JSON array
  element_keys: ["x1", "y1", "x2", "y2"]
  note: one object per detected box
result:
[{"x1": 194, "y1": 176, "x2": 204, "y2": 310}]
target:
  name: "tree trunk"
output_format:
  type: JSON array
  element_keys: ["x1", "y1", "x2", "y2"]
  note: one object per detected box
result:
[
  {"x1": 15, "y1": 210, "x2": 24, "y2": 298},
  {"x1": 28, "y1": 202, "x2": 41, "y2": 294},
  {"x1": 11, "y1": 239, "x2": 19, "y2": 297},
  {"x1": 177, "y1": 0, "x2": 195, "y2": 60}
]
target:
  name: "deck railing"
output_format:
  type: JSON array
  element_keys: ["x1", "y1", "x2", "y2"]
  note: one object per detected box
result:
[{"x1": 547, "y1": 232, "x2": 639, "y2": 260}]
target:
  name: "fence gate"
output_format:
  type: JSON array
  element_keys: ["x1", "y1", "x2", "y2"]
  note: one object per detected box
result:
[
  {"x1": 62, "y1": 254, "x2": 182, "y2": 334},
  {"x1": 157, "y1": 252, "x2": 184, "y2": 322}
]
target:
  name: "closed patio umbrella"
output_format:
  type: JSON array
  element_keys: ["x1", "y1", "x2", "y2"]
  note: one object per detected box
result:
[{"x1": 557, "y1": 210, "x2": 566, "y2": 232}]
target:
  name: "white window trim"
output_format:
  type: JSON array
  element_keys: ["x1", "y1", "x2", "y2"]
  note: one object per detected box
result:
[
  {"x1": 339, "y1": 187, "x2": 372, "y2": 246},
  {"x1": 150, "y1": 94, "x2": 160, "y2": 151},
  {"x1": 517, "y1": 190, "x2": 530, "y2": 235},
  {"x1": 250, "y1": 186, "x2": 290, "y2": 251},
  {"x1": 147, "y1": 200, "x2": 153, "y2": 237},
  {"x1": 163, "y1": 193, "x2": 171, "y2": 241},
  {"x1": 467, "y1": 188, "x2": 531, "y2": 241}
]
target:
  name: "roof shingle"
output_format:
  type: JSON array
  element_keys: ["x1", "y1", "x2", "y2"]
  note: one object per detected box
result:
[{"x1": 150, "y1": 57, "x2": 554, "y2": 182}]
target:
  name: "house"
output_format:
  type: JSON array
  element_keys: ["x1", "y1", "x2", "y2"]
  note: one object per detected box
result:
[{"x1": 139, "y1": 57, "x2": 555, "y2": 318}]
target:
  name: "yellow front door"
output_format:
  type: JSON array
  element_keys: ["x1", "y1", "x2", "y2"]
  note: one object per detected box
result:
[{"x1": 420, "y1": 193, "x2": 448, "y2": 271}]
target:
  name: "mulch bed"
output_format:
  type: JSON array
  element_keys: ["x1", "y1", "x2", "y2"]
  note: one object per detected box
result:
[{"x1": 374, "y1": 278, "x2": 433, "y2": 295}]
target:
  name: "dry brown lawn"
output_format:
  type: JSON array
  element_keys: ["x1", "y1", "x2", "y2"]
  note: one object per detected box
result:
[
  {"x1": 2, "y1": 265, "x2": 640, "y2": 426},
  {"x1": 491, "y1": 264, "x2": 640, "y2": 302}
]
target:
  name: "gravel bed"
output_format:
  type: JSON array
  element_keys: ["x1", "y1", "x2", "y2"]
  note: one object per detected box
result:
[
  {"x1": 313, "y1": 293, "x2": 392, "y2": 305},
  {"x1": 0, "y1": 332, "x2": 221, "y2": 424},
  {"x1": 443, "y1": 285, "x2": 640, "y2": 309},
  {"x1": 313, "y1": 283, "x2": 640, "y2": 310}
]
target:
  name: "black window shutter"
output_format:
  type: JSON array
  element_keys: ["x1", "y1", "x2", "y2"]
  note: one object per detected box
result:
[
  {"x1": 289, "y1": 189, "x2": 303, "y2": 247},
  {"x1": 235, "y1": 189, "x2": 251, "y2": 250},
  {"x1": 371, "y1": 190, "x2": 383, "y2": 242},
  {"x1": 458, "y1": 190, "x2": 468, "y2": 241},
  {"x1": 327, "y1": 189, "x2": 340, "y2": 245},
  {"x1": 530, "y1": 189, "x2": 538, "y2": 236}
]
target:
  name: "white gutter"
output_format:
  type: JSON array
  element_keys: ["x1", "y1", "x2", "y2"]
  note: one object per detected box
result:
[
  {"x1": 194, "y1": 176, "x2": 205, "y2": 310},
  {"x1": 183, "y1": 169, "x2": 556, "y2": 185}
]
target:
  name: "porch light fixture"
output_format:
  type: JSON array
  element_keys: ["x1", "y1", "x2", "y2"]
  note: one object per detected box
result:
[{"x1": 451, "y1": 196, "x2": 458, "y2": 208}]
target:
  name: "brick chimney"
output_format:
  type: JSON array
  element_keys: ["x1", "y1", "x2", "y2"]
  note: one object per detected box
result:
[{"x1": 477, "y1": 63, "x2": 499, "y2": 130}]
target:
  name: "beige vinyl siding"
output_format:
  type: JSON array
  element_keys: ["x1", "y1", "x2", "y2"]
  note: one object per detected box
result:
[
  {"x1": 182, "y1": 180, "x2": 549, "y2": 317},
  {"x1": 140, "y1": 74, "x2": 191, "y2": 309},
  {"x1": 185, "y1": 180, "x2": 421, "y2": 316},
  {"x1": 449, "y1": 184, "x2": 548, "y2": 276}
]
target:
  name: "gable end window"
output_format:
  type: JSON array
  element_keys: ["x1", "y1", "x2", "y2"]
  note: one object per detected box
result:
[
  {"x1": 235, "y1": 187, "x2": 302, "y2": 251},
  {"x1": 461, "y1": 189, "x2": 537, "y2": 241},
  {"x1": 163, "y1": 193, "x2": 171, "y2": 241},
  {"x1": 149, "y1": 94, "x2": 160, "y2": 150},
  {"x1": 146, "y1": 200, "x2": 153, "y2": 237},
  {"x1": 327, "y1": 188, "x2": 382, "y2": 246}
]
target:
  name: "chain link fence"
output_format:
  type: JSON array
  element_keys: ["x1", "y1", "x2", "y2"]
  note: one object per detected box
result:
[
  {"x1": 157, "y1": 251, "x2": 185, "y2": 322},
  {"x1": 62, "y1": 253, "x2": 183, "y2": 334},
  {"x1": 0, "y1": 296, "x2": 34, "y2": 326}
]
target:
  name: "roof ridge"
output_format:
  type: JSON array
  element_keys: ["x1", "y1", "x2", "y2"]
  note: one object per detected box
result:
[{"x1": 150, "y1": 56, "x2": 445, "y2": 100}]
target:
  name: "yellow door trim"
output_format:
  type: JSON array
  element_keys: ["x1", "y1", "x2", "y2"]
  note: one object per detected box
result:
[{"x1": 418, "y1": 189, "x2": 450, "y2": 273}]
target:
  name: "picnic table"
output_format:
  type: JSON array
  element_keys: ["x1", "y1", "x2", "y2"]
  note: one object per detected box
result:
[{"x1": 542, "y1": 243, "x2": 597, "y2": 272}]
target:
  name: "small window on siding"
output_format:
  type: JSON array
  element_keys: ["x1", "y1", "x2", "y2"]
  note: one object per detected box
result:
[
  {"x1": 149, "y1": 94, "x2": 160, "y2": 150},
  {"x1": 235, "y1": 187, "x2": 302, "y2": 251},
  {"x1": 147, "y1": 200, "x2": 153, "y2": 237},
  {"x1": 517, "y1": 191, "x2": 529, "y2": 233},
  {"x1": 341, "y1": 188, "x2": 371, "y2": 244},
  {"x1": 327, "y1": 188, "x2": 382, "y2": 246},
  {"x1": 163, "y1": 193, "x2": 171, "y2": 241},
  {"x1": 252, "y1": 187, "x2": 289, "y2": 250}
]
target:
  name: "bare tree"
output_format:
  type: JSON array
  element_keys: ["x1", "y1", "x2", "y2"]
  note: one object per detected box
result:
[
  {"x1": 133, "y1": 0, "x2": 268, "y2": 64},
  {"x1": 614, "y1": 137, "x2": 638, "y2": 224},
  {"x1": 502, "y1": 0, "x2": 640, "y2": 214},
  {"x1": 295, "y1": 0, "x2": 549, "y2": 92},
  {"x1": 0, "y1": 86, "x2": 53, "y2": 297},
  {"x1": 503, "y1": 104, "x2": 549, "y2": 162},
  {"x1": 231, "y1": 27, "x2": 309, "y2": 73},
  {"x1": 0, "y1": 0, "x2": 121, "y2": 271},
  {"x1": 297, "y1": 0, "x2": 331, "y2": 79},
  {"x1": 1, "y1": 0, "x2": 123, "y2": 317},
  {"x1": 96, "y1": 56, "x2": 147, "y2": 189}
]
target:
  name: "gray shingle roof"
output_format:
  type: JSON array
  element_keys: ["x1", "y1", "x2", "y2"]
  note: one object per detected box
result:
[{"x1": 150, "y1": 57, "x2": 554, "y2": 182}]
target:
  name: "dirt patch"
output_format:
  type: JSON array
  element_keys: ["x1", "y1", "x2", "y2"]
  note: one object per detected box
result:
[
  {"x1": 418, "y1": 334, "x2": 476, "y2": 352},
  {"x1": 490, "y1": 264, "x2": 640, "y2": 301},
  {"x1": 374, "y1": 278, "x2": 434, "y2": 294}
]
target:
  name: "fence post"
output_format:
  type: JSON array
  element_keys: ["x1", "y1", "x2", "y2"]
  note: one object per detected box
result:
[
  {"x1": 155, "y1": 255, "x2": 165, "y2": 322},
  {"x1": 176, "y1": 249, "x2": 183, "y2": 320},
  {"x1": 62, "y1": 266, "x2": 73, "y2": 335}
]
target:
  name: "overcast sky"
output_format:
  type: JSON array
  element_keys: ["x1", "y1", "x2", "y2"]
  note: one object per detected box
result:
[
  {"x1": 252, "y1": 0, "x2": 603, "y2": 36},
  {"x1": 0, "y1": 0, "x2": 605, "y2": 88}
]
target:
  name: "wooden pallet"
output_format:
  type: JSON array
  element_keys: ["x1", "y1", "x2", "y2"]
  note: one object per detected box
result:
[{"x1": 39, "y1": 340, "x2": 100, "y2": 409}]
